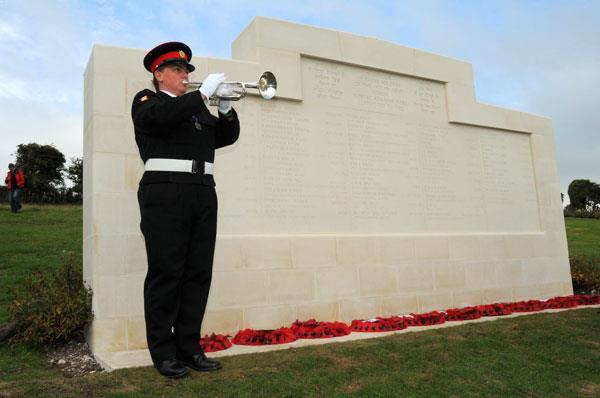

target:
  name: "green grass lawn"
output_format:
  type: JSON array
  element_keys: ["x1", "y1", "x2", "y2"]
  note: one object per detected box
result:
[
  {"x1": 0, "y1": 204, "x2": 82, "y2": 324},
  {"x1": 0, "y1": 205, "x2": 599, "y2": 397},
  {"x1": 565, "y1": 217, "x2": 600, "y2": 260}
]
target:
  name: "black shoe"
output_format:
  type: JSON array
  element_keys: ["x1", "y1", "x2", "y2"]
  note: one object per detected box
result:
[
  {"x1": 154, "y1": 359, "x2": 190, "y2": 378},
  {"x1": 177, "y1": 353, "x2": 222, "y2": 372}
]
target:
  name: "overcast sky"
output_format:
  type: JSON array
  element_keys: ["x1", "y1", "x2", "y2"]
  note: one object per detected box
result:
[{"x1": 1, "y1": 0, "x2": 598, "y2": 200}]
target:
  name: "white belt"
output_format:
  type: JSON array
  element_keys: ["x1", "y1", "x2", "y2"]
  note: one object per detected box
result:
[{"x1": 144, "y1": 158, "x2": 214, "y2": 175}]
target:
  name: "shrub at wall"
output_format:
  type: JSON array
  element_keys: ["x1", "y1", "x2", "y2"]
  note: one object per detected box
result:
[
  {"x1": 570, "y1": 255, "x2": 600, "y2": 295},
  {"x1": 564, "y1": 208, "x2": 600, "y2": 219},
  {"x1": 9, "y1": 254, "x2": 93, "y2": 345}
]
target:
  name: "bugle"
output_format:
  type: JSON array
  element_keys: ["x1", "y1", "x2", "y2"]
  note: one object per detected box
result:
[{"x1": 183, "y1": 71, "x2": 277, "y2": 105}]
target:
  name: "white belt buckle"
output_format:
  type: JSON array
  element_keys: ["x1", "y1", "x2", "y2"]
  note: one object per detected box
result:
[{"x1": 144, "y1": 158, "x2": 214, "y2": 175}]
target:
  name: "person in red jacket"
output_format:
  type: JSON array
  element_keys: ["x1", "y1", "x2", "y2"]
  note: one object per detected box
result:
[{"x1": 5, "y1": 163, "x2": 25, "y2": 213}]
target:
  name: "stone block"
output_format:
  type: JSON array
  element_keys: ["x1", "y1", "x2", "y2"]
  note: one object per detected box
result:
[
  {"x1": 479, "y1": 235, "x2": 508, "y2": 260},
  {"x1": 125, "y1": 234, "x2": 147, "y2": 274},
  {"x1": 434, "y1": 263, "x2": 466, "y2": 290},
  {"x1": 378, "y1": 236, "x2": 414, "y2": 266},
  {"x1": 397, "y1": 263, "x2": 434, "y2": 293},
  {"x1": 241, "y1": 237, "x2": 291, "y2": 269},
  {"x1": 562, "y1": 281, "x2": 574, "y2": 296},
  {"x1": 92, "y1": 45, "x2": 147, "y2": 77},
  {"x1": 232, "y1": 20, "x2": 259, "y2": 61},
  {"x1": 89, "y1": 319, "x2": 127, "y2": 353},
  {"x1": 256, "y1": 47, "x2": 302, "y2": 101},
  {"x1": 93, "y1": 153, "x2": 125, "y2": 194},
  {"x1": 505, "y1": 234, "x2": 535, "y2": 259},
  {"x1": 494, "y1": 260, "x2": 525, "y2": 286},
  {"x1": 531, "y1": 234, "x2": 553, "y2": 258},
  {"x1": 269, "y1": 270, "x2": 316, "y2": 304},
  {"x1": 417, "y1": 292, "x2": 452, "y2": 313},
  {"x1": 414, "y1": 237, "x2": 449, "y2": 260},
  {"x1": 339, "y1": 32, "x2": 415, "y2": 76},
  {"x1": 339, "y1": 298, "x2": 380, "y2": 323},
  {"x1": 512, "y1": 285, "x2": 541, "y2": 301},
  {"x1": 126, "y1": 317, "x2": 147, "y2": 350},
  {"x1": 452, "y1": 290, "x2": 485, "y2": 308},
  {"x1": 291, "y1": 237, "x2": 337, "y2": 268},
  {"x1": 83, "y1": 236, "x2": 94, "y2": 285},
  {"x1": 381, "y1": 295, "x2": 419, "y2": 316},
  {"x1": 201, "y1": 309, "x2": 244, "y2": 335},
  {"x1": 92, "y1": 193, "x2": 121, "y2": 235},
  {"x1": 316, "y1": 268, "x2": 359, "y2": 300},
  {"x1": 482, "y1": 287, "x2": 512, "y2": 303},
  {"x1": 213, "y1": 237, "x2": 243, "y2": 270},
  {"x1": 93, "y1": 115, "x2": 137, "y2": 155},
  {"x1": 119, "y1": 194, "x2": 142, "y2": 235},
  {"x1": 336, "y1": 237, "x2": 378, "y2": 266},
  {"x1": 93, "y1": 74, "x2": 127, "y2": 116},
  {"x1": 244, "y1": 305, "x2": 295, "y2": 330},
  {"x1": 294, "y1": 302, "x2": 339, "y2": 322},
  {"x1": 449, "y1": 236, "x2": 482, "y2": 260},
  {"x1": 211, "y1": 270, "x2": 268, "y2": 307},
  {"x1": 464, "y1": 261, "x2": 497, "y2": 289},
  {"x1": 95, "y1": 234, "x2": 125, "y2": 276},
  {"x1": 125, "y1": 155, "x2": 144, "y2": 192},
  {"x1": 540, "y1": 282, "x2": 564, "y2": 300},
  {"x1": 358, "y1": 266, "x2": 398, "y2": 296},
  {"x1": 93, "y1": 276, "x2": 118, "y2": 319},
  {"x1": 414, "y1": 50, "x2": 473, "y2": 85},
  {"x1": 114, "y1": 273, "x2": 145, "y2": 318},
  {"x1": 251, "y1": 16, "x2": 342, "y2": 60}
]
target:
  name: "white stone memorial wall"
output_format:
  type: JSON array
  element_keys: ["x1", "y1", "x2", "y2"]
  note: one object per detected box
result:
[{"x1": 83, "y1": 17, "x2": 571, "y2": 369}]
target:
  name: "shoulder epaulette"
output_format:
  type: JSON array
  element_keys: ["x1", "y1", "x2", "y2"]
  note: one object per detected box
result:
[{"x1": 133, "y1": 89, "x2": 156, "y2": 105}]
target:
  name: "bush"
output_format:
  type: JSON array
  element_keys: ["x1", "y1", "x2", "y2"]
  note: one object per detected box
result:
[
  {"x1": 9, "y1": 254, "x2": 93, "y2": 345},
  {"x1": 564, "y1": 207, "x2": 600, "y2": 219},
  {"x1": 570, "y1": 255, "x2": 600, "y2": 295}
]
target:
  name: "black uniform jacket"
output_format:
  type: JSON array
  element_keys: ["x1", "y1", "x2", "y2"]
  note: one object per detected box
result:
[{"x1": 131, "y1": 89, "x2": 240, "y2": 186}]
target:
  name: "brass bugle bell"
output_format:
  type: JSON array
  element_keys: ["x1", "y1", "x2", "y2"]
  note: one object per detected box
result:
[{"x1": 183, "y1": 71, "x2": 277, "y2": 104}]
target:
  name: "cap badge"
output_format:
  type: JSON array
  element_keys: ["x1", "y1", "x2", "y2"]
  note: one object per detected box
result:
[{"x1": 179, "y1": 50, "x2": 185, "y2": 58}]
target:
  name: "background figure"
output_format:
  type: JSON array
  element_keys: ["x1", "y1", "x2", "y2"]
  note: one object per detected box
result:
[{"x1": 5, "y1": 163, "x2": 25, "y2": 213}]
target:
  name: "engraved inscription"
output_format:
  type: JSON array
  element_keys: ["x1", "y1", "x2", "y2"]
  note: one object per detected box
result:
[{"x1": 217, "y1": 57, "x2": 540, "y2": 234}]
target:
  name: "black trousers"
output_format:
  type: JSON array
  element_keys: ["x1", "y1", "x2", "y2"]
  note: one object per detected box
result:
[{"x1": 138, "y1": 182, "x2": 218, "y2": 363}]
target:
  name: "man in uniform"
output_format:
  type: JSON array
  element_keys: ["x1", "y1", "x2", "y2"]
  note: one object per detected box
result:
[{"x1": 131, "y1": 42, "x2": 240, "y2": 378}]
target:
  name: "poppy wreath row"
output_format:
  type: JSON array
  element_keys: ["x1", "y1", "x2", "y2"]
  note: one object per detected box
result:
[
  {"x1": 291, "y1": 319, "x2": 351, "y2": 338},
  {"x1": 200, "y1": 333, "x2": 233, "y2": 353},
  {"x1": 199, "y1": 295, "x2": 599, "y2": 351},
  {"x1": 351, "y1": 310, "x2": 448, "y2": 332},
  {"x1": 232, "y1": 327, "x2": 297, "y2": 346},
  {"x1": 350, "y1": 316, "x2": 408, "y2": 332},
  {"x1": 355, "y1": 295, "x2": 600, "y2": 329}
]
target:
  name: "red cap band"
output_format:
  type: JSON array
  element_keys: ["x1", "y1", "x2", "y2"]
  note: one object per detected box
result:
[{"x1": 151, "y1": 50, "x2": 188, "y2": 72}]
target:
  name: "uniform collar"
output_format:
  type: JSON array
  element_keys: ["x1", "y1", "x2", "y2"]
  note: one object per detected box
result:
[{"x1": 159, "y1": 89, "x2": 177, "y2": 98}]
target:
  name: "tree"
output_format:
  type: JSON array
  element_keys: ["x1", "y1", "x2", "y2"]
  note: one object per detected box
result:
[
  {"x1": 568, "y1": 179, "x2": 600, "y2": 210},
  {"x1": 65, "y1": 157, "x2": 83, "y2": 198},
  {"x1": 15, "y1": 143, "x2": 66, "y2": 203}
]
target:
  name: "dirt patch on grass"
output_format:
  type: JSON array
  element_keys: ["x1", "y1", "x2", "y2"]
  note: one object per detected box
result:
[
  {"x1": 327, "y1": 354, "x2": 359, "y2": 369},
  {"x1": 579, "y1": 383, "x2": 600, "y2": 397},
  {"x1": 0, "y1": 383, "x2": 20, "y2": 398},
  {"x1": 44, "y1": 340, "x2": 103, "y2": 377},
  {"x1": 113, "y1": 379, "x2": 140, "y2": 393},
  {"x1": 340, "y1": 381, "x2": 361, "y2": 393}
]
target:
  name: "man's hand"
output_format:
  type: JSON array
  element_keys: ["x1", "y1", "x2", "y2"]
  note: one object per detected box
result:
[
  {"x1": 199, "y1": 73, "x2": 226, "y2": 100},
  {"x1": 216, "y1": 84, "x2": 233, "y2": 114}
]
